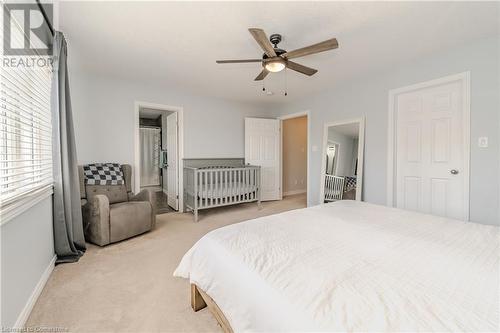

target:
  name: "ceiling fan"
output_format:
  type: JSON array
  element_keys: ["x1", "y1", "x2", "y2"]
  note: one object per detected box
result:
[{"x1": 216, "y1": 28, "x2": 339, "y2": 81}]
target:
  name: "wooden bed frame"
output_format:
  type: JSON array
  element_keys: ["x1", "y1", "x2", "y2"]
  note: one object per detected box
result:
[{"x1": 191, "y1": 284, "x2": 234, "y2": 333}]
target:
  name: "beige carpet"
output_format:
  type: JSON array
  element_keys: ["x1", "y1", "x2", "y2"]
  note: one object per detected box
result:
[{"x1": 27, "y1": 194, "x2": 307, "y2": 332}]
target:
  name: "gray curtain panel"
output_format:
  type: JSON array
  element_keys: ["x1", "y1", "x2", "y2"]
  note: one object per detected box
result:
[{"x1": 52, "y1": 32, "x2": 86, "y2": 263}]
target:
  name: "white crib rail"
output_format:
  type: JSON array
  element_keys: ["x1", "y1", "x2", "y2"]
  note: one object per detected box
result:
[
  {"x1": 185, "y1": 165, "x2": 261, "y2": 222},
  {"x1": 324, "y1": 175, "x2": 344, "y2": 202}
]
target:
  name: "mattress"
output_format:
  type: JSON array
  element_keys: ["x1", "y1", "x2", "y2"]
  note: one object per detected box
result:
[
  {"x1": 174, "y1": 200, "x2": 499, "y2": 332},
  {"x1": 196, "y1": 182, "x2": 257, "y2": 200}
]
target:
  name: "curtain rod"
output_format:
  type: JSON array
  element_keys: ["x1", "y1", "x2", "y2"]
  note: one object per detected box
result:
[{"x1": 36, "y1": 0, "x2": 55, "y2": 36}]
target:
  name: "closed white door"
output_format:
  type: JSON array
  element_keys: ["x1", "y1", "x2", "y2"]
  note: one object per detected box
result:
[
  {"x1": 395, "y1": 79, "x2": 467, "y2": 220},
  {"x1": 166, "y1": 112, "x2": 178, "y2": 210},
  {"x1": 245, "y1": 118, "x2": 280, "y2": 201}
]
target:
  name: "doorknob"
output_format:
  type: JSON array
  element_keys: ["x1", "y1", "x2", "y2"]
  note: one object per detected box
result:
[{"x1": 450, "y1": 169, "x2": 459, "y2": 175}]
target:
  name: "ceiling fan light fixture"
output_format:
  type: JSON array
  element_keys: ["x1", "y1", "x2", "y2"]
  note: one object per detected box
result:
[{"x1": 264, "y1": 59, "x2": 286, "y2": 73}]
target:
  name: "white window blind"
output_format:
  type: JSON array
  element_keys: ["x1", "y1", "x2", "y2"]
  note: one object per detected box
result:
[{"x1": 0, "y1": 6, "x2": 53, "y2": 209}]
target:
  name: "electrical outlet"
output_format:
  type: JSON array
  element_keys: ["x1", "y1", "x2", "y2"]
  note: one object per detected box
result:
[{"x1": 478, "y1": 137, "x2": 488, "y2": 148}]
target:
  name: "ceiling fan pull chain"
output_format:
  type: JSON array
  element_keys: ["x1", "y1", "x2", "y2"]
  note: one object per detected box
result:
[
  {"x1": 262, "y1": 78, "x2": 266, "y2": 92},
  {"x1": 284, "y1": 68, "x2": 288, "y2": 96}
]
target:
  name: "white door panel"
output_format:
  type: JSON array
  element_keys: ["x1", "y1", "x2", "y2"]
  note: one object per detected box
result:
[
  {"x1": 396, "y1": 80, "x2": 465, "y2": 220},
  {"x1": 396, "y1": 82, "x2": 465, "y2": 219},
  {"x1": 166, "y1": 112, "x2": 178, "y2": 210},
  {"x1": 245, "y1": 118, "x2": 280, "y2": 201}
]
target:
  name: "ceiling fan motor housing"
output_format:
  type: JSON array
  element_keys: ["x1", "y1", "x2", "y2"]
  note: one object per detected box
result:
[
  {"x1": 263, "y1": 48, "x2": 286, "y2": 60},
  {"x1": 262, "y1": 34, "x2": 286, "y2": 61},
  {"x1": 269, "y1": 33, "x2": 282, "y2": 47}
]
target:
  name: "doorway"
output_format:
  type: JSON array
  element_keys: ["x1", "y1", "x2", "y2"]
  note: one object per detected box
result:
[
  {"x1": 387, "y1": 72, "x2": 470, "y2": 220},
  {"x1": 281, "y1": 115, "x2": 308, "y2": 204},
  {"x1": 134, "y1": 102, "x2": 184, "y2": 213},
  {"x1": 243, "y1": 112, "x2": 309, "y2": 205}
]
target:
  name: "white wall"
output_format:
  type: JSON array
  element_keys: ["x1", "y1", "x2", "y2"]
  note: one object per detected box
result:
[
  {"x1": 273, "y1": 36, "x2": 499, "y2": 225},
  {"x1": 1, "y1": 197, "x2": 55, "y2": 328},
  {"x1": 69, "y1": 71, "x2": 267, "y2": 167}
]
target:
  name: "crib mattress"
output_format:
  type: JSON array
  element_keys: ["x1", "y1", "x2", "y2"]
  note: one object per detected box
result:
[{"x1": 195, "y1": 182, "x2": 257, "y2": 200}]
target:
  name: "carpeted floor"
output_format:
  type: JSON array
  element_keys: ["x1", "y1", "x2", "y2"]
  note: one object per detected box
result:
[{"x1": 26, "y1": 194, "x2": 307, "y2": 332}]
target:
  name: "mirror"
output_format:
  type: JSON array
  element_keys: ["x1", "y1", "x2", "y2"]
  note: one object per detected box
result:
[{"x1": 320, "y1": 118, "x2": 364, "y2": 202}]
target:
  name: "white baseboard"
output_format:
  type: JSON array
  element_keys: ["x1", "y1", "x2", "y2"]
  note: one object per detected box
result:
[
  {"x1": 14, "y1": 255, "x2": 56, "y2": 328},
  {"x1": 162, "y1": 188, "x2": 168, "y2": 195},
  {"x1": 283, "y1": 189, "x2": 306, "y2": 196}
]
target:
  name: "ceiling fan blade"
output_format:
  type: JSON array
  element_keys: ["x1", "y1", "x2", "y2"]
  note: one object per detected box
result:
[
  {"x1": 216, "y1": 59, "x2": 262, "y2": 64},
  {"x1": 283, "y1": 38, "x2": 338, "y2": 59},
  {"x1": 248, "y1": 28, "x2": 276, "y2": 58},
  {"x1": 286, "y1": 61, "x2": 318, "y2": 76},
  {"x1": 254, "y1": 69, "x2": 269, "y2": 81}
]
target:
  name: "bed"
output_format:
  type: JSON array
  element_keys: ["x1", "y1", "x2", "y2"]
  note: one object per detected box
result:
[
  {"x1": 174, "y1": 200, "x2": 499, "y2": 332},
  {"x1": 183, "y1": 158, "x2": 261, "y2": 222}
]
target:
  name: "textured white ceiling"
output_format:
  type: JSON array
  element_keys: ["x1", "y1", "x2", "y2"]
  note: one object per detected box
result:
[{"x1": 60, "y1": 1, "x2": 499, "y2": 104}]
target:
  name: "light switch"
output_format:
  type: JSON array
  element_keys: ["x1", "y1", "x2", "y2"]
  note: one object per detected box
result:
[
  {"x1": 312, "y1": 145, "x2": 318, "y2": 152},
  {"x1": 478, "y1": 137, "x2": 488, "y2": 148}
]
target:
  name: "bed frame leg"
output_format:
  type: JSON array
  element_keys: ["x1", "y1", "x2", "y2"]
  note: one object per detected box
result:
[
  {"x1": 191, "y1": 284, "x2": 207, "y2": 311},
  {"x1": 257, "y1": 200, "x2": 262, "y2": 210},
  {"x1": 194, "y1": 209, "x2": 198, "y2": 222}
]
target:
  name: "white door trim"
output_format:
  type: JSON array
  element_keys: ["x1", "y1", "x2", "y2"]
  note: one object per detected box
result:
[
  {"x1": 134, "y1": 101, "x2": 185, "y2": 212},
  {"x1": 319, "y1": 117, "x2": 365, "y2": 203},
  {"x1": 278, "y1": 110, "x2": 310, "y2": 205},
  {"x1": 386, "y1": 72, "x2": 470, "y2": 220}
]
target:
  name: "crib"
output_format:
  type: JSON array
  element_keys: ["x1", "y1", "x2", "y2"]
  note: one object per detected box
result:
[
  {"x1": 184, "y1": 159, "x2": 261, "y2": 222},
  {"x1": 324, "y1": 175, "x2": 358, "y2": 202},
  {"x1": 324, "y1": 175, "x2": 345, "y2": 202}
]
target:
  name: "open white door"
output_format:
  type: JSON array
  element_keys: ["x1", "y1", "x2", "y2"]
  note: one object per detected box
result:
[
  {"x1": 166, "y1": 112, "x2": 178, "y2": 210},
  {"x1": 245, "y1": 118, "x2": 280, "y2": 201}
]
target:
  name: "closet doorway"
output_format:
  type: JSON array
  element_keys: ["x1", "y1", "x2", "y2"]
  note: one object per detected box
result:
[
  {"x1": 280, "y1": 112, "x2": 309, "y2": 206},
  {"x1": 134, "y1": 102, "x2": 184, "y2": 213}
]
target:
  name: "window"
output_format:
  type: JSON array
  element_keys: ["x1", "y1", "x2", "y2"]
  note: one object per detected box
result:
[{"x1": 0, "y1": 6, "x2": 53, "y2": 220}]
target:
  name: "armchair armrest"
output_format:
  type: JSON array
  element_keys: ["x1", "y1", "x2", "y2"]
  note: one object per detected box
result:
[
  {"x1": 130, "y1": 189, "x2": 156, "y2": 225},
  {"x1": 82, "y1": 194, "x2": 110, "y2": 246},
  {"x1": 130, "y1": 189, "x2": 154, "y2": 203}
]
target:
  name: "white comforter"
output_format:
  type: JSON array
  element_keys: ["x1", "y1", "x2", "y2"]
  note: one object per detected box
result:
[{"x1": 174, "y1": 201, "x2": 499, "y2": 332}]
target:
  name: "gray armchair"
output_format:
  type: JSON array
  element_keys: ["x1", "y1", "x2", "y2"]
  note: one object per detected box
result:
[{"x1": 78, "y1": 164, "x2": 156, "y2": 246}]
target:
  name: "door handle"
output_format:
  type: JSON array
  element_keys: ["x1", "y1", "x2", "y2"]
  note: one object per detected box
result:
[{"x1": 450, "y1": 169, "x2": 459, "y2": 175}]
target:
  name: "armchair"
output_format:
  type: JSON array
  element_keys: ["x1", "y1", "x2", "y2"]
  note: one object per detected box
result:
[{"x1": 78, "y1": 164, "x2": 156, "y2": 246}]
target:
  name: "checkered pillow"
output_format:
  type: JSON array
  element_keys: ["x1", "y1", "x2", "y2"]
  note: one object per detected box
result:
[
  {"x1": 344, "y1": 176, "x2": 357, "y2": 192},
  {"x1": 83, "y1": 163, "x2": 124, "y2": 185}
]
